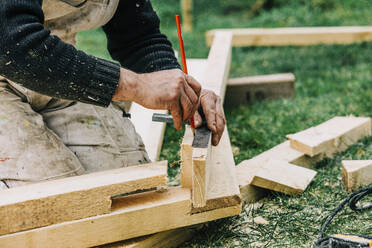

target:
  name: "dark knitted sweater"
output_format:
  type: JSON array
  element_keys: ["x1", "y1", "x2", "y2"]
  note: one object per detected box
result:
[{"x1": 0, "y1": 0, "x2": 180, "y2": 107}]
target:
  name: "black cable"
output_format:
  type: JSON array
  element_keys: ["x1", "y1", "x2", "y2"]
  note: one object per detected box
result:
[{"x1": 313, "y1": 186, "x2": 372, "y2": 248}]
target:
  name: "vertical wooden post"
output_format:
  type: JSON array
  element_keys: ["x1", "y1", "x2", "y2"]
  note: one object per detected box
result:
[{"x1": 181, "y1": 0, "x2": 193, "y2": 32}]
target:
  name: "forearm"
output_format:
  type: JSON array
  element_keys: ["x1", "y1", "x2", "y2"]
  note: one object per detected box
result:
[
  {"x1": 102, "y1": 0, "x2": 180, "y2": 73},
  {"x1": 0, "y1": 0, "x2": 120, "y2": 107}
]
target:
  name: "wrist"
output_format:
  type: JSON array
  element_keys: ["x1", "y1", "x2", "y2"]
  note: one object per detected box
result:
[{"x1": 112, "y1": 68, "x2": 139, "y2": 101}]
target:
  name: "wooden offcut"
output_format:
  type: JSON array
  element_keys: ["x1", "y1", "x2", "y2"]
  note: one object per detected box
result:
[
  {"x1": 287, "y1": 116, "x2": 371, "y2": 157},
  {"x1": 191, "y1": 133, "x2": 211, "y2": 208},
  {"x1": 342, "y1": 160, "x2": 372, "y2": 191},
  {"x1": 0, "y1": 161, "x2": 167, "y2": 235},
  {"x1": 0, "y1": 188, "x2": 241, "y2": 248},
  {"x1": 236, "y1": 141, "x2": 323, "y2": 202},
  {"x1": 206, "y1": 26, "x2": 372, "y2": 47},
  {"x1": 225, "y1": 73, "x2": 295, "y2": 107},
  {"x1": 251, "y1": 159, "x2": 317, "y2": 194}
]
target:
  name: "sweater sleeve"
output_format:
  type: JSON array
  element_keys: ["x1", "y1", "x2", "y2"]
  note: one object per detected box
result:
[
  {"x1": 102, "y1": 0, "x2": 181, "y2": 73},
  {"x1": 0, "y1": 0, "x2": 120, "y2": 107}
]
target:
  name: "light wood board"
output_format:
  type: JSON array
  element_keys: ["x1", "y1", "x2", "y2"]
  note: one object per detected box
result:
[
  {"x1": 206, "y1": 26, "x2": 372, "y2": 47},
  {"x1": 251, "y1": 159, "x2": 317, "y2": 194},
  {"x1": 342, "y1": 160, "x2": 372, "y2": 191},
  {"x1": 236, "y1": 141, "x2": 323, "y2": 202},
  {"x1": 225, "y1": 73, "x2": 295, "y2": 107},
  {"x1": 0, "y1": 187, "x2": 241, "y2": 248},
  {"x1": 287, "y1": 116, "x2": 371, "y2": 157},
  {"x1": 0, "y1": 161, "x2": 167, "y2": 235}
]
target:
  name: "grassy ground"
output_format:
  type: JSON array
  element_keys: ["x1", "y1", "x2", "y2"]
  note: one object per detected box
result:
[{"x1": 76, "y1": 0, "x2": 372, "y2": 247}]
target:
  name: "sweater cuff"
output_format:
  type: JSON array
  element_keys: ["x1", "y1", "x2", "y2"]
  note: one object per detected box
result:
[{"x1": 82, "y1": 57, "x2": 120, "y2": 107}]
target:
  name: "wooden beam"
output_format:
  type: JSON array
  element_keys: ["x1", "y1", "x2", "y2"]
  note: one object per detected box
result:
[
  {"x1": 0, "y1": 161, "x2": 167, "y2": 236},
  {"x1": 236, "y1": 141, "x2": 324, "y2": 202},
  {"x1": 191, "y1": 128, "x2": 241, "y2": 213},
  {"x1": 191, "y1": 127, "x2": 211, "y2": 208},
  {"x1": 202, "y1": 31, "x2": 232, "y2": 102},
  {"x1": 251, "y1": 159, "x2": 317, "y2": 194},
  {"x1": 129, "y1": 104, "x2": 167, "y2": 162},
  {"x1": 206, "y1": 26, "x2": 372, "y2": 47},
  {"x1": 181, "y1": 0, "x2": 193, "y2": 32},
  {"x1": 342, "y1": 160, "x2": 372, "y2": 191},
  {"x1": 0, "y1": 188, "x2": 241, "y2": 248},
  {"x1": 287, "y1": 116, "x2": 371, "y2": 157},
  {"x1": 180, "y1": 126, "x2": 194, "y2": 188},
  {"x1": 225, "y1": 73, "x2": 295, "y2": 107}
]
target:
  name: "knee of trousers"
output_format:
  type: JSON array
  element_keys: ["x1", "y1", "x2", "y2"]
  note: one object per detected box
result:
[{"x1": 0, "y1": 89, "x2": 85, "y2": 188}]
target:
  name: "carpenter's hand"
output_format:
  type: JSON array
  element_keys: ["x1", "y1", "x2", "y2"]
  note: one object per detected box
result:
[
  {"x1": 193, "y1": 89, "x2": 226, "y2": 146},
  {"x1": 113, "y1": 68, "x2": 201, "y2": 130}
]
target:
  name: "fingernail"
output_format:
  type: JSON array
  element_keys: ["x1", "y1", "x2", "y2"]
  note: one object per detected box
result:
[{"x1": 195, "y1": 119, "x2": 200, "y2": 126}]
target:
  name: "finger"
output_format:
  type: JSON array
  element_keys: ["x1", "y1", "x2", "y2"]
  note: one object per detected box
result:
[
  {"x1": 183, "y1": 81, "x2": 199, "y2": 115},
  {"x1": 185, "y1": 75, "x2": 202, "y2": 97},
  {"x1": 212, "y1": 133, "x2": 220, "y2": 146},
  {"x1": 216, "y1": 97, "x2": 226, "y2": 135},
  {"x1": 200, "y1": 95, "x2": 217, "y2": 133},
  {"x1": 193, "y1": 111, "x2": 202, "y2": 128},
  {"x1": 180, "y1": 88, "x2": 194, "y2": 121},
  {"x1": 170, "y1": 102, "x2": 183, "y2": 130}
]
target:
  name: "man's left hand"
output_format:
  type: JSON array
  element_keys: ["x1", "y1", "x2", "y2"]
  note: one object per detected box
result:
[{"x1": 193, "y1": 89, "x2": 226, "y2": 146}]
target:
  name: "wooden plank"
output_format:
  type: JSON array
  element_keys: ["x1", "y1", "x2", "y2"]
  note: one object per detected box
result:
[
  {"x1": 236, "y1": 141, "x2": 324, "y2": 203},
  {"x1": 206, "y1": 26, "x2": 372, "y2": 47},
  {"x1": 191, "y1": 127, "x2": 241, "y2": 213},
  {"x1": 181, "y1": 0, "x2": 192, "y2": 32},
  {"x1": 0, "y1": 161, "x2": 168, "y2": 236},
  {"x1": 187, "y1": 31, "x2": 234, "y2": 208},
  {"x1": 225, "y1": 73, "x2": 295, "y2": 107},
  {"x1": 287, "y1": 116, "x2": 371, "y2": 157},
  {"x1": 0, "y1": 188, "x2": 241, "y2": 248},
  {"x1": 251, "y1": 159, "x2": 317, "y2": 194},
  {"x1": 129, "y1": 104, "x2": 167, "y2": 161},
  {"x1": 202, "y1": 31, "x2": 232, "y2": 102},
  {"x1": 342, "y1": 160, "x2": 372, "y2": 191},
  {"x1": 191, "y1": 128, "x2": 211, "y2": 208},
  {"x1": 180, "y1": 126, "x2": 194, "y2": 188}
]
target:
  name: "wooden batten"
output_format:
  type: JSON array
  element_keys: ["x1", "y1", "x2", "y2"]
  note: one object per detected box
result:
[
  {"x1": 251, "y1": 159, "x2": 317, "y2": 194},
  {"x1": 236, "y1": 141, "x2": 324, "y2": 203},
  {"x1": 225, "y1": 73, "x2": 295, "y2": 107},
  {"x1": 342, "y1": 160, "x2": 372, "y2": 191},
  {"x1": 0, "y1": 161, "x2": 168, "y2": 236},
  {"x1": 206, "y1": 26, "x2": 372, "y2": 47},
  {"x1": 287, "y1": 116, "x2": 371, "y2": 157}
]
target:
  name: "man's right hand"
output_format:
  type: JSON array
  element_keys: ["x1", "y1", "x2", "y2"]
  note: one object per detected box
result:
[{"x1": 112, "y1": 68, "x2": 201, "y2": 130}]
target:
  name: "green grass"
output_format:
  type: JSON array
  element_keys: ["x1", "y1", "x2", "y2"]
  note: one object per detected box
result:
[{"x1": 76, "y1": 0, "x2": 371, "y2": 247}]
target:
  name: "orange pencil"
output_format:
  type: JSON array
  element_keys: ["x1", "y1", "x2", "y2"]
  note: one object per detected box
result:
[{"x1": 175, "y1": 15, "x2": 195, "y2": 129}]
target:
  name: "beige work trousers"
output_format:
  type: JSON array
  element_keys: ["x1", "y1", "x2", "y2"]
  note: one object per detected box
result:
[{"x1": 0, "y1": 77, "x2": 150, "y2": 189}]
